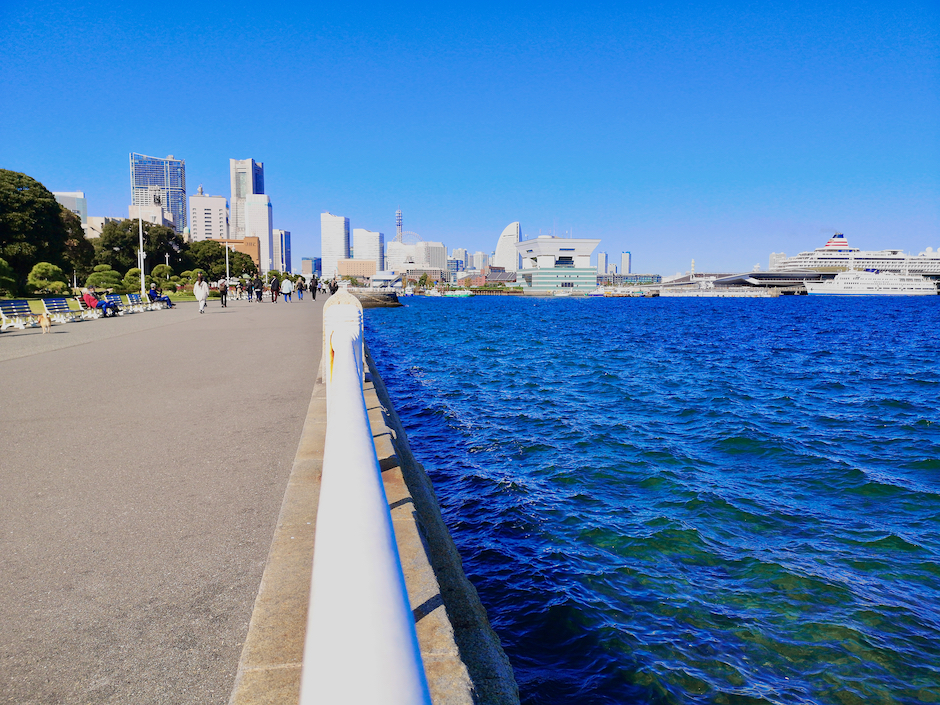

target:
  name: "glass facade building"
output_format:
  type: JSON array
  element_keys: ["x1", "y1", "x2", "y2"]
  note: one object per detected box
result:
[{"x1": 130, "y1": 153, "x2": 186, "y2": 233}]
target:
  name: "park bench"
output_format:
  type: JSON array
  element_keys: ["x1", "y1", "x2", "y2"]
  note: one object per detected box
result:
[
  {"x1": 42, "y1": 297, "x2": 82, "y2": 324},
  {"x1": 0, "y1": 300, "x2": 39, "y2": 331},
  {"x1": 104, "y1": 294, "x2": 126, "y2": 315},
  {"x1": 74, "y1": 296, "x2": 103, "y2": 319},
  {"x1": 127, "y1": 293, "x2": 155, "y2": 311}
]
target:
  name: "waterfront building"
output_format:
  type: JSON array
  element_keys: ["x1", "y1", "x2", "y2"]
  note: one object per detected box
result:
[
  {"x1": 83, "y1": 216, "x2": 119, "y2": 239},
  {"x1": 416, "y1": 241, "x2": 447, "y2": 270},
  {"x1": 514, "y1": 235, "x2": 601, "y2": 294},
  {"x1": 338, "y1": 259, "x2": 378, "y2": 280},
  {"x1": 321, "y1": 212, "x2": 350, "y2": 279},
  {"x1": 621, "y1": 252, "x2": 632, "y2": 275},
  {"x1": 446, "y1": 257, "x2": 464, "y2": 284},
  {"x1": 597, "y1": 252, "x2": 607, "y2": 276},
  {"x1": 53, "y1": 192, "x2": 87, "y2": 225},
  {"x1": 273, "y1": 229, "x2": 291, "y2": 273},
  {"x1": 130, "y1": 153, "x2": 186, "y2": 234},
  {"x1": 386, "y1": 241, "x2": 415, "y2": 273},
  {"x1": 608, "y1": 263, "x2": 618, "y2": 275},
  {"x1": 452, "y1": 248, "x2": 469, "y2": 269},
  {"x1": 405, "y1": 267, "x2": 446, "y2": 284},
  {"x1": 353, "y1": 229, "x2": 385, "y2": 271},
  {"x1": 230, "y1": 158, "x2": 264, "y2": 240},
  {"x1": 493, "y1": 222, "x2": 521, "y2": 271},
  {"x1": 245, "y1": 195, "x2": 273, "y2": 272},
  {"x1": 472, "y1": 251, "x2": 489, "y2": 270},
  {"x1": 768, "y1": 252, "x2": 787, "y2": 270},
  {"x1": 189, "y1": 186, "x2": 228, "y2": 241},
  {"x1": 770, "y1": 233, "x2": 940, "y2": 276}
]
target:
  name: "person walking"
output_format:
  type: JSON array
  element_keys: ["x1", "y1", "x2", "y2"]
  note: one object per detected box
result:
[
  {"x1": 296, "y1": 278, "x2": 304, "y2": 301},
  {"x1": 281, "y1": 276, "x2": 293, "y2": 302},
  {"x1": 270, "y1": 277, "x2": 279, "y2": 303},
  {"x1": 254, "y1": 276, "x2": 263, "y2": 302},
  {"x1": 218, "y1": 278, "x2": 228, "y2": 308},
  {"x1": 194, "y1": 273, "x2": 210, "y2": 314},
  {"x1": 310, "y1": 275, "x2": 318, "y2": 300}
]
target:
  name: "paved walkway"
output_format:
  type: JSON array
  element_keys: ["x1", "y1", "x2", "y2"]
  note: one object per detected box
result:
[{"x1": 0, "y1": 295, "x2": 325, "y2": 704}]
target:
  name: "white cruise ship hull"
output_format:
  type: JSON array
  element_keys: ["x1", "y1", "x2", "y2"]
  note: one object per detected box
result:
[{"x1": 805, "y1": 271, "x2": 937, "y2": 296}]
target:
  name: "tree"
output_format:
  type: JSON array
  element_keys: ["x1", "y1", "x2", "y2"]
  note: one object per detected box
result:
[
  {"x1": 60, "y1": 207, "x2": 94, "y2": 282},
  {"x1": 418, "y1": 273, "x2": 431, "y2": 288},
  {"x1": 187, "y1": 240, "x2": 230, "y2": 281},
  {"x1": 96, "y1": 219, "x2": 185, "y2": 275},
  {"x1": 151, "y1": 264, "x2": 173, "y2": 281},
  {"x1": 122, "y1": 267, "x2": 142, "y2": 294},
  {"x1": 0, "y1": 257, "x2": 15, "y2": 295},
  {"x1": 85, "y1": 264, "x2": 123, "y2": 289},
  {"x1": 0, "y1": 169, "x2": 71, "y2": 293},
  {"x1": 26, "y1": 262, "x2": 70, "y2": 294},
  {"x1": 229, "y1": 250, "x2": 257, "y2": 277}
]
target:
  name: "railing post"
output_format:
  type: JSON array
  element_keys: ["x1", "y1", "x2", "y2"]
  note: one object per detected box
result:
[{"x1": 301, "y1": 290, "x2": 431, "y2": 705}]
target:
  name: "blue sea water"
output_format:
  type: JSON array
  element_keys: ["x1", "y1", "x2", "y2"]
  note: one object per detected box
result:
[{"x1": 363, "y1": 296, "x2": 940, "y2": 705}]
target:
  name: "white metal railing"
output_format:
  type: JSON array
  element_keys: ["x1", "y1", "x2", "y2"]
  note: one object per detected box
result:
[{"x1": 300, "y1": 290, "x2": 431, "y2": 705}]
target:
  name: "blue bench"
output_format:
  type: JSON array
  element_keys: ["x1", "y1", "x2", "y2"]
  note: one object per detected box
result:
[
  {"x1": 104, "y1": 294, "x2": 126, "y2": 315},
  {"x1": 0, "y1": 300, "x2": 39, "y2": 330},
  {"x1": 42, "y1": 297, "x2": 82, "y2": 324}
]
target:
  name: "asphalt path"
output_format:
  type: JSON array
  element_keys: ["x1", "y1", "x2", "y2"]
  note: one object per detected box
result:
[{"x1": 0, "y1": 294, "x2": 325, "y2": 704}]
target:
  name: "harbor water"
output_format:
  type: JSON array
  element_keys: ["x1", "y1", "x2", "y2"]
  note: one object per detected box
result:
[{"x1": 363, "y1": 296, "x2": 940, "y2": 705}]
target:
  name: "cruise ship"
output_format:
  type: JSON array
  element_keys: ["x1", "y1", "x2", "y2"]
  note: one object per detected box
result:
[
  {"x1": 771, "y1": 234, "x2": 940, "y2": 276},
  {"x1": 804, "y1": 269, "x2": 938, "y2": 296}
]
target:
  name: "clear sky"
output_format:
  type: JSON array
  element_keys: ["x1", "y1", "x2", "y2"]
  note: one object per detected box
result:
[{"x1": 2, "y1": 0, "x2": 937, "y2": 275}]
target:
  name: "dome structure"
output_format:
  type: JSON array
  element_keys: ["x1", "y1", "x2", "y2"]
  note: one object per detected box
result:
[{"x1": 493, "y1": 222, "x2": 521, "y2": 271}]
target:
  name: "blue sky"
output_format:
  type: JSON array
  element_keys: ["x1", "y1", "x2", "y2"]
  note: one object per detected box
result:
[{"x1": 2, "y1": 0, "x2": 937, "y2": 274}]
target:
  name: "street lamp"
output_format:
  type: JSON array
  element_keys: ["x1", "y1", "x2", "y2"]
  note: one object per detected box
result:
[{"x1": 137, "y1": 206, "x2": 146, "y2": 298}]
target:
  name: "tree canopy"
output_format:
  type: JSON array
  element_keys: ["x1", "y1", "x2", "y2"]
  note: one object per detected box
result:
[{"x1": 0, "y1": 169, "x2": 71, "y2": 293}]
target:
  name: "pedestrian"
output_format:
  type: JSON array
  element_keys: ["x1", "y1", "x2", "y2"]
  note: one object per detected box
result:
[
  {"x1": 254, "y1": 276, "x2": 263, "y2": 302},
  {"x1": 194, "y1": 272, "x2": 210, "y2": 314},
  {"x1": 281, "y1": 276, "x2": 293, "y2": 302},
  {"x1": 296, "y1": 278, "x2": 304, "y2": 301},
  {"x1": 311, "y1": 275, "x2": 318, "y2": 300},
  {"x1": 219, "y1": 278, "x2": 228, "y2": 308}
]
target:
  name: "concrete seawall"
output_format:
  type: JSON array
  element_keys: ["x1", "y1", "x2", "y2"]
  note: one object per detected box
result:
[{"x1": 228, "y1": 342, "x2": 518, "y2": 703}]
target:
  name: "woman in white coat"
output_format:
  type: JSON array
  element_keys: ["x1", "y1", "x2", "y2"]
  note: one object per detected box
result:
[
  {"x1": 280, "y1": 276, "x2": 293, "y2": 303},
  {"x1": 193, "y1": 272, "x2": 210, "y2": 314}
]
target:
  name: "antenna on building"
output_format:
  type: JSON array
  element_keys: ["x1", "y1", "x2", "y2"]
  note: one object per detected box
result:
[{"x1": 395, "y1": 208, "x2": 403, "y2": 243}]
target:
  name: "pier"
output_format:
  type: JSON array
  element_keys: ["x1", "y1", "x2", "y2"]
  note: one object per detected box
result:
[{"x1": 0, "y1": 295, "x2": 516, "y2": 703}]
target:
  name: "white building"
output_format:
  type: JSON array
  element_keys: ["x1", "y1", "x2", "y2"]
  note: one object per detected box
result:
[
  {"x1": 493, "y1": 222, "x2": 521, "y2": 271},
  {"x1": 53, "y1": 192, "x2": 87, "y2": 225},
  {"x1": 769, "y1": 252, "x2": 787, "y2": 270},
  {"x1": 452, "y1": 247, "x2": 469, "y2": 269},
  {"x1": 189, "y1": 186, "x2": 228, "y2": 241},
  {"x1": 621, "y1": 252, "x2": 632, "y2": 275},
  {"x1": 386, "y1": 241, "x2": 415, "y2": 273},
  {"x1": 129, "y1": 200, "x2": 174, "y2": 229},
  {"x1": 353, "y1": 229, "x2": 385, "y2": 271},
  {"x1": 416, "y1": 241, "x2": 447, "y2": 270},
  {"x1": 230, "y1": 158, "x2": 264, "y2": 240},
  {"x1": 515, "y1": 236, "x2": 601, "y2": 294},
  {"x1": 84, "y1": 216, "x2": 120, "y2": 239},
  {"x1": 245, "y1": 194, "x2": 273, "y2": 272},
  {"x1": 321, "y1": 212, "x2": 350, "y2": 279},
  {"x1": 472, "y1": 251, "x2": 489, "y2": 270},
  {"x1": 597, "y1": 252, "x2": 608, "y2": 275},
  {"x1": 273, "y1": 229, "x2": 291, "y2": 273}
]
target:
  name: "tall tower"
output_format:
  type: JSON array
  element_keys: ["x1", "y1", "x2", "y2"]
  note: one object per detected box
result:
[
  {"x1": 130, "y1": 153, "x2": 186, "y2": 233},
  {"x1": 395, "y1": 208, "x2": 403, "y2": 243},
  {"x1": 230, "y1": 159, "x2": 264, "y2": 240}
]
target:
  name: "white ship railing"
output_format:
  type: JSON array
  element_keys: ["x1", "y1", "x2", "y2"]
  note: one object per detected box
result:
[{"x1": 300, "y1": 290, "x2": 431, "y2": 704}]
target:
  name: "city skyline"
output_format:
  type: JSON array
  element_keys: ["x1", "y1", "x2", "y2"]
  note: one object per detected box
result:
[{"x1": 2, "y1": 2, "x2": 937, "y2": 275}]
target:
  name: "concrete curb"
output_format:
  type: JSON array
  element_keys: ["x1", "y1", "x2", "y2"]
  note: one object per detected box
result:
[{"x1": 227, "y1": 344, "x2": 518, "y2": 704}]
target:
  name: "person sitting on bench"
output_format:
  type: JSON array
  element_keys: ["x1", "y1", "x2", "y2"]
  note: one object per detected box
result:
[
  {"x1": 82, "y1": 287, "x2": 119, "y2": 317},
  {"x1": 148, "y1": 283, "x2": 175, "y2": 308}
]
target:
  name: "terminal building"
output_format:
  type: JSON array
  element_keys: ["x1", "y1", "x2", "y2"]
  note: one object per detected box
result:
[{"x1": 514, "y1": 236, "x2": 600, "y2": 294}]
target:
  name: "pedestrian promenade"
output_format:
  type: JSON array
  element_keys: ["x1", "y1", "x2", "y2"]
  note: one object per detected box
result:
[{"x1": 0, "y1": 296, "x2": 324, "y2": 704}]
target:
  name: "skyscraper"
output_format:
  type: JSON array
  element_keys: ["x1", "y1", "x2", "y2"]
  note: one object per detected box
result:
[
  {"x1": 53, "y1": 192, "x2": 87, "y2": 225},
  {"x1": 321, "y1": 212, "x2": 350, "y2": 279},
  {"x1": 130, "y1": 153, "x2": 186, "y2": 233},
  {"x1": 493, "y1": 222, "x2": 521, "y2": 271},
  {"x1": 189, "y1": 185, "x2": 228, "y2": 241},
  {"x1": 621, "y1": 252, "x2": 631, "y2": 275},
  {"x1": 273, "y1": 229, "x2": 291, "y2": 273},
  {"x1": 353, "y1": 228, "x2": 385, "y2": 271},
  {"x1": 245, "y1": 195, "x2": 273, "y2": 272},
  {"x1": 230, "y1": 159, "x2": 264, "y2": 240},
  {"x1": 597, "y1": 252, "x2": 608, "y2": 275}
]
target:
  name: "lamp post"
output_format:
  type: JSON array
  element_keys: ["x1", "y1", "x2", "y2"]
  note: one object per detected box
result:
[
  {"x1": 138, "y1": 206, "x2": 146, "y2": 297},
  {"x1": 225, "y1": 242, "x2": 230, "y2": 281}
]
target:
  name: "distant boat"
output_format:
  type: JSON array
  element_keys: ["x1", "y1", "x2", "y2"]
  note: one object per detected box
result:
[
  {"x1": 804, "y1": 269, "x2": 937, "y2": 296},
  {"x1": 425, "y1": 289, "x2": 443, "y2": 297},
  {"x1": 443, "y1": 290, "x2": 473, "y2": 297}
]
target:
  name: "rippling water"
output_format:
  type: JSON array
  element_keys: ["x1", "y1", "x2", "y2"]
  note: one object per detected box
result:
[{"x1": 363, "y1": 296, "x2": 940, "y2": 705}]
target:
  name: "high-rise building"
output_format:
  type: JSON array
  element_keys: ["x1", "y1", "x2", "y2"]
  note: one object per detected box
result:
[
  {"x1": 597, "y1": 252, "x2": 608, "y2": 275},
  {"x1": 53, "y1": 192, "x2": 87, "y2": 225},
  {"x1": 416, "y1": 241, "x2": 447, "y2": 270},
  {"x1": 472, "y1": 251, "x2": 489, "y2": 270},
  {"x1": 130, "y1": 153, "x2": 186, "y2": 233},
  {"x1": 386, "y1": 241, "x2": 415, "y2": 273},
  {"x1": 189, "y1": 185, "x2": 228, "y2": 241},
  {"x1": 452, "y1": 247, "x2": 469, "y2": 269},
  {"x1": 769, "y1": 252, "x2": 787, "y2": 270},
  {"x1": 353, "y1": 229, "x2": 385, "y2": 271},
  {"x1": 245, "y1": 195, "x2": 273, "y2": 272},
  {"x1": 273, "y1": 229, "x2": 291, "y2": 273},
  {"x1": 493, "y1": 222, "x2": 521, "y2": 271},
  {"x1": 230, "y1": 158, "x2": 264, "y2": 240},
  {"x1": 321, "y1": 212, "x2": 350, "y2": 279},
  {"x1": 302, "y1": 257, "x2": 321, "y2": 279},
  {"x1": 621, "y1": 252, "x2": 632, "y2": 275}
]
